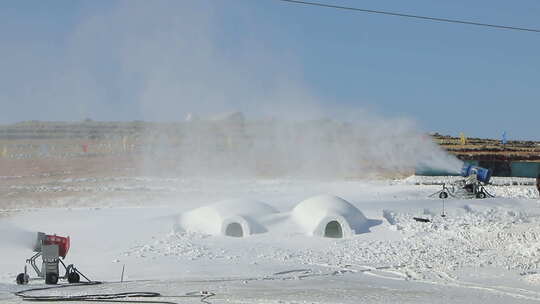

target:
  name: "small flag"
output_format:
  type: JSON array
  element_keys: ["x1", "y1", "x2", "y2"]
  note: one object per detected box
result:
[{"x1": 459, "y1": 132, "x2": 467, "y2": 145}]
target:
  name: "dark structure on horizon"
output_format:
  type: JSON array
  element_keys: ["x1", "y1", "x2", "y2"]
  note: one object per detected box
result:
[{"x1": 432, "y1": 133, "x2": 540, "y2": 178}]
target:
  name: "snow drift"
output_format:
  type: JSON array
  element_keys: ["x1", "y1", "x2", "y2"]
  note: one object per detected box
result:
[
  {"x1": 175, "y1": 199, "x2": 278, "y2": 237},
  {"x1": 292, "y1": 195, "x2": 369, "y2": 238}
]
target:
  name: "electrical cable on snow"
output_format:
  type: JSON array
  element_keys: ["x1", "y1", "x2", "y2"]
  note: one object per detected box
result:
[
  {"x1": 15, "y1": 284, "x2": 215, "y2": 303},
  {"x1": 15, "y1": 280, "x2": 215, "y2": 303}
]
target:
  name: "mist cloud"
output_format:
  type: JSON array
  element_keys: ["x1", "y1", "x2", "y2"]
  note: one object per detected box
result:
[
  {"x1": 63, "y1": 0, "x2": 323, "y2": 121},
  {"x1": 0, "y1": 222, "x2": 36, "y2": 250},
  {"x1": 0, "y1": 0, "x2": 462, "y2": 178}
]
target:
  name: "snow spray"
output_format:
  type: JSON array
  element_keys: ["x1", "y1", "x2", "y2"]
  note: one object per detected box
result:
[
  {"x1": 0, "y1": 222, "x2": 36, "y2": 249},
  {"x1": 46, "y1": 1, "x2": 464, "y2": 178}
]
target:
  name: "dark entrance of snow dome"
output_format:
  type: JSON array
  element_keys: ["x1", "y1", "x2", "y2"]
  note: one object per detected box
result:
[
  {"x1": 324, "y1": 221, "x2": 343, "y2": 238},
  {"x1": 225, "y1": 222, "x2": 244, "y2": 237}
]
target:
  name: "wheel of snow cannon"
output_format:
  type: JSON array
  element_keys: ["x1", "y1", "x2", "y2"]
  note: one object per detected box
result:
[
  {"x1": 67, "y1": 272, "x2": 80, "y2": 283},
  {"x1": 16, "y1": 273, "x2": 29, "y2": 285},
  {"x1": 476, "y1": 191, "x2": 487, "y2": 199},
  {"x1": 45, "y1": 273, "x2": 59, "y2": 285},
  {"x1": 439, "y1": 192, "x2": 448, "y2": 199}
]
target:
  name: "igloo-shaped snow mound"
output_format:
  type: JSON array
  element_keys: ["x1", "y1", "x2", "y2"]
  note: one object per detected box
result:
[
  {"x1": 292, "y1": 195, "x2": 368, "y2": 238},
  {"x1": 176, "y1": 199, "x2": 278, "y2": 237}
]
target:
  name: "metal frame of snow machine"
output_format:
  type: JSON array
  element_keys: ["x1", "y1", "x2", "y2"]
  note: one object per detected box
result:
[{"x1": 429, "y1": 179, "x2": 495, "y2": 199}]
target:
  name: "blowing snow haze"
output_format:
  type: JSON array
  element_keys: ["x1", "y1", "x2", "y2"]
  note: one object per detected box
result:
[
  {"x1": 133, "y1": 112, "x2": 463, "y2": 178},
  {"x1": 0, "y1": 223, "x2": 36, "y2": 250},
  {"x1": 3, "y1": 0, "x2": 321, "y2": 122},
  {"x1": 0, "y1": 0, "x2": 462, "y2": 178}
]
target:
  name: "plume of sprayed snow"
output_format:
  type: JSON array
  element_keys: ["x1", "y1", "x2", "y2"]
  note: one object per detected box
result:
[
  {"x1": 133, "y1": 110, "x2": 463, "y2": 178},
  {"x1": 0, "y1": 1, "x2": 462, "y2": 178},
  {"x1": 0, "y1": 223, "x2": 36, "y2": 250},
  {"x1": 62, "y1": 0, "x2": 321, "y2": 122},
  {"x1": 65, "y1": 1, "x2": 462, "y2": 178}
]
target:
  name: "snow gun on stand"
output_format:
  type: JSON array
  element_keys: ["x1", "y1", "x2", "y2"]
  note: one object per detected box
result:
[
  {"x1": 16, "y1": 232, "x2": 87, "y2": 285},
  {"x1": 430, "y1": 164, "x2": 494, "y2": 199}
]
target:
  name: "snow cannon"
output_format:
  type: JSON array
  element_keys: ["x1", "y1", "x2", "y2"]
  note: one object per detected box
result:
[
  {"x1": 430, "y1": 164, "x2": 495, "y2": 199},
  {"x1": 461, "y1": 164, "x2": 492, "y2": 184},
  {"x1": 16, "y1": 232, "x2": 83, "y2": 285}
]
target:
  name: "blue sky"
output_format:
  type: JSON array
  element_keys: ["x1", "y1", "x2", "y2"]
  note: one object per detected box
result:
[{"x1": 0, "y1": 0, "x2": 538, "y2": 140}]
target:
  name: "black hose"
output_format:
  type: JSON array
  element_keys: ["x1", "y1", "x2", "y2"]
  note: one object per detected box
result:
[
  {"x1": 14, "y1": 262, "x2": 217, "y2": 303},
  {"x1": 14, "y1": 281, "x2": 215, "y2": 303}
]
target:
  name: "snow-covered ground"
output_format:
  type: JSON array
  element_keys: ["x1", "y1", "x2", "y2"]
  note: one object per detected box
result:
[{"x1": 1, "y1": 176, "x2": 540, "y2": 303}]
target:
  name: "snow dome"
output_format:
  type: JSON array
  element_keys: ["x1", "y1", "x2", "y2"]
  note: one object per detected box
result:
[
  {"x1": 292, "y1": 195, "x2": 368, "y2": 238},
  {"x1": 176, "y1": 199, "x2": 278, "y2": 237}
]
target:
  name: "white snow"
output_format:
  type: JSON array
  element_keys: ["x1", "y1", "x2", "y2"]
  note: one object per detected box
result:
[{"x1": 2, "y1": 176, "x2": 540, "y2": 303}]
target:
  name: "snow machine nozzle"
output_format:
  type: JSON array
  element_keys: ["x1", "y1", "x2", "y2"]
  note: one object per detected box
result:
[
  {"x1": 33, "y1": 232, "x2": 70, "y2": 258},
  {"x1": 461, "y1": 164, "x2": 492, "y2": 184}
]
